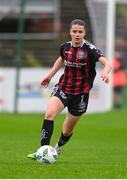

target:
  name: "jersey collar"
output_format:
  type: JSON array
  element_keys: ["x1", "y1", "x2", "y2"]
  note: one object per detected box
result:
[{"x1": 70, "y1": 39, "x2": 85, "y2": 47}]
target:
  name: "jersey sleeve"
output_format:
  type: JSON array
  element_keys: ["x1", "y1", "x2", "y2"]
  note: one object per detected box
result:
[
  {"x1": 88, "y1": 44, "x2": 104, "y2": 62},
  {"x1": 60, "y1": 44, "x2": 64, "y2": 59}
]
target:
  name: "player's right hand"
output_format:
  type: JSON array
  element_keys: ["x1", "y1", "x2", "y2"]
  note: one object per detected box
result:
[{"x1": 40, "y1": 76, "x2": 51, "y2": 88}]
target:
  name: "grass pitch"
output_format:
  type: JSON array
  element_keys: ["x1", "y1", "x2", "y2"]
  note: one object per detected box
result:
[{"x1": 0, "y1": 110, "x2": 127, "y2": 179}]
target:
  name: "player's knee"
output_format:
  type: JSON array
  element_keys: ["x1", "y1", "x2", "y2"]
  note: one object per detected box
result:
[{"x1": 45, "y1": 111, "x2": 56, "y2": 120}]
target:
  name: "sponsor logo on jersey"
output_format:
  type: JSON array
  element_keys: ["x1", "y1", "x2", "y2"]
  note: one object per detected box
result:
[{"x1": 64, "y1": 60, "x2": 86, "y2": 68}]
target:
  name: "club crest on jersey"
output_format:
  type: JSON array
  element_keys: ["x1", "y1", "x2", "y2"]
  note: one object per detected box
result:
[{"x1": 77, "y1": 51, "x2": 85, "y2": 60}]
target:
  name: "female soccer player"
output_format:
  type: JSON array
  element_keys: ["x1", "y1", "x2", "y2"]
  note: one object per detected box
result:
[{"x1": 28, "y1": 19, "x2": 112, "y2": 159}]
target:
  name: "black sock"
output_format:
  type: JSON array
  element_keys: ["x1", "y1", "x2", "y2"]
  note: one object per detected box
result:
[
  {"x1": 58, "y1": 132, "x2": 72, "y2": 147},
  {"x1": 41, "y1": 119, "x2": 54, "y2": 146}
]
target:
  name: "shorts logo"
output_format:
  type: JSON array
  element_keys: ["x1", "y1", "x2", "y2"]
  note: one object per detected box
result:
[
  {"x1": 59, "y1": 90, "x2": 67, "y2": 99},
  {"x1": 78, "y1": 102, "x2": 86, "y2": 112},
  {"x1": 78, "y1": 95, "x2": 86, "y2": 112},
  {"x1": 52, "y1": 85, "x2": 58, "y2": 96},
  {"x1": 81, "y1": 95, "x2": 84, "y2": 103}
]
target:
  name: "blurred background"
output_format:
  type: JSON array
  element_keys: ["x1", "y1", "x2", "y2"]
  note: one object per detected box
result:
[{"x1": 0, "y1": 0, "x2": 127, "y2": 113}]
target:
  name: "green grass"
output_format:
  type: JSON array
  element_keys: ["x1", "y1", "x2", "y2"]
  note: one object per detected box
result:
[{"x1": 0, "y1": 110, "x2": 127, "y2": 178}]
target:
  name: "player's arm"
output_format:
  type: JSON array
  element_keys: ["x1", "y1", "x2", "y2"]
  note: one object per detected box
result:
[
  {"x1": 40, "y1": 56, "x2": 64, "y2": 88},
  {"x1": 98, "y1": 56, "x2": 112, "y2": 83}
]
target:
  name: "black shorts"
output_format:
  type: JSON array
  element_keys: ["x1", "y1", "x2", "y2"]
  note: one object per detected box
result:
[{"x1": 51, "y1": 86, "x2": 89, "y2": 116}]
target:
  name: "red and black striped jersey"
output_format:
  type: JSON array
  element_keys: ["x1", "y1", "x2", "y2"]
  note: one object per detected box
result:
[{"x1": 58, "y1": 40, "x2": 104, "y2": 95}]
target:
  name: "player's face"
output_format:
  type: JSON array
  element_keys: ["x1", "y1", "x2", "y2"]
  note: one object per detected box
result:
[{"x1": 70, "y1": 24, "x2": 86, "y2": 47}]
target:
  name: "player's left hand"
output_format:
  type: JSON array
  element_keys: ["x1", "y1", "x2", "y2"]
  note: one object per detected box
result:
[{"x1": 101, "y1": 72, "x2": 109, "y2": 83}]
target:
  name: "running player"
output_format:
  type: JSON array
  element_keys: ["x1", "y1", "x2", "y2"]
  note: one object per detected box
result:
[{"x1": 28, "y1": 19, "x2": 112, "y2": 159}]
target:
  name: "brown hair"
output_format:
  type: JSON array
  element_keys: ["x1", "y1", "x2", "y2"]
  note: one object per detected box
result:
[{"x1": 70, "y1": 19, "x2": 86, "y2": 29}]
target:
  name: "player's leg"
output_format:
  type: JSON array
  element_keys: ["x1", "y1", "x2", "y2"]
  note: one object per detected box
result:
[
  {"x1": 28, "y1": 96, "x2": 64, "y2": 159},
  {"x1": 62, "y1": 112, "x2": 80, "y2": 135},
  {"x1": 55, "y1": 112, "x2": 81, "y2": 155},
  {"x1": 41, "y1": 96, "x2": 65, "y2": 146},
  {"x1": 55, "y1": 93, "x2": 89, "y2": 155}
]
